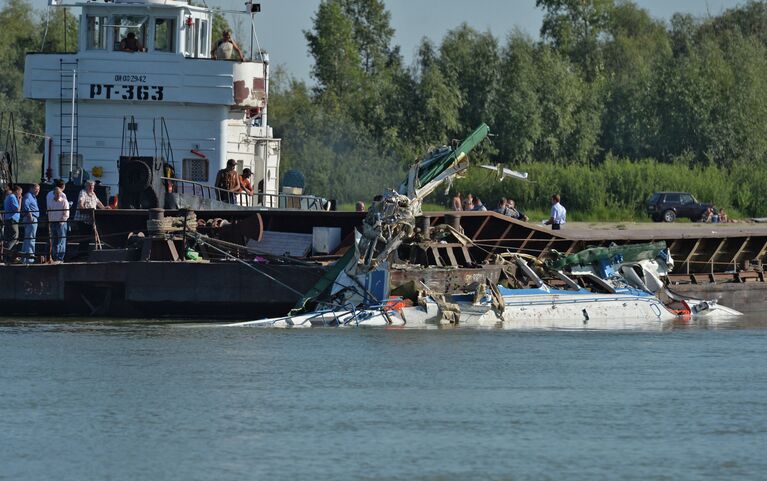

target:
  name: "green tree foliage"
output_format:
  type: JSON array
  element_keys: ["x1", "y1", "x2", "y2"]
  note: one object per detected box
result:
[
  {"x1": 436, "y1": 24, "x2": 500, "y2": 135},
  {"x1": 537, "y1": 0, "x2": 613, "y2": 79},
  {"x1": 305, "y1": 1, "x2": 363, "y2": 101},
  {"x1": 600, "y1": 2, "x2": 670, "y2": 158},
  {"x1": 4, "y1": 0, "x2": 767, "y2": 215},
  {"x1": 0, "y1": 0, "x2": 78, "y2": 178}
]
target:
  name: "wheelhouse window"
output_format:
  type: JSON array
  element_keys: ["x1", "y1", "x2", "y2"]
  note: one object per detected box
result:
[
  {"x1": 113, "y1": 16, "x2": 147, "y2": 52},
  {"x1": 184, "y1": 21, "x2": 196, "y2": 57},
  {"x1": 86, "y1": 16, "x2": 108, "y2": 50},
  {"x1": 199, "y1": 20, "x2": 208, "y2": 57},
  {"x1": 154, "y1": 18, "x2": 176, "y2": 52}
]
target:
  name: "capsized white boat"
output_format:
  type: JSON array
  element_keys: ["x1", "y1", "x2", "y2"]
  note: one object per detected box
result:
[{"x1": 223, "y1": 306, "x2": 405, "y2": 328}]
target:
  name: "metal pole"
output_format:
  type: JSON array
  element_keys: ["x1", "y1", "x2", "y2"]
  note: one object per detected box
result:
[
  {"x1": 69, "y1": 69, "x2": 76, "y2": 179},
  {"x1": 250, "y1": 13, "x2": 254, "y2": 61},
  {"x1": 262, "y1": 141, "x2": 268, "y2": 207}
]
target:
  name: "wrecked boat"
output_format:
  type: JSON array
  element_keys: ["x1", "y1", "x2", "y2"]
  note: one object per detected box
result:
[
  {"x1": 545, "y1": 241, "x2": 743, "y2": 319},
  {"x1": 224, "y1": 123, "x2": 743, "y2": 330}
]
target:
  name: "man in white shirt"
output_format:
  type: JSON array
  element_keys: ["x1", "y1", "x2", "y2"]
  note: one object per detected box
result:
[
  {"x1": 47, "y1": 183, "x2": 70, "y2": 262},
  {"x1": 544, "y1": 194, "x2": 566, "y2": 230}
]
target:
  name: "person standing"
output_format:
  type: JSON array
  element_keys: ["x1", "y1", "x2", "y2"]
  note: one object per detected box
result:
[
  {"x1": 451, "y1": 192, "x2": 462, "y2": 211},
  {"x1": 74, "y1": 180, "x2": 106, "y2": 253},
  {"x1": 3, "y1": 185, "x2": 22, "y2": 262},
  {"x1": 544, "y1": 194, "x2": 566, "y2": 230},
  {"x1": 20, "y1": 184, "x2": 40, "y2": 264},
  {"x1": 211, "y1": 30, "x2": 244, "y2": 61},
  {"x1": 463, "y1": 193, "x2": 474, "y2": 211},
  {"x1": 240, "y1": 168, "x2": 255, "y2": 196},
  {"x1": 47, "y1": 186, "x2": 69, "y2": 263},
  {"x1": 214, "y1": 159, "x2": 242, "y2": 204}
]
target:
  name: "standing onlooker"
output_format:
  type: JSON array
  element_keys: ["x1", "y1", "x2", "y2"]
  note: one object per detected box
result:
[
  {"x1": 75, "y1": 180, "x2": 106, "y2": 253},
  {"x1": 240, "y1": 168, "x2": 255, "y2": 196},
  {"x1": 211, "y1": 30, "x2": 244, "y2": 61},
  {"x1": 355, "y1": 201, "x2": 366, "y2": 212},
  {"x1": 214, "y1": 159, "x2": 242, "y2": 204},
  {"x1": 47, "y1": 186, "x2": 70, "y2": 263},
  {"x1": 451, "y1": 192, "x2": 462, "y2": 211},
  {"x1": 544, "y1": 194, "x2": 566, "y2": 230},
  {"x1": 3, "y1": 185, "x2": 22, "y2": 262},
  {"x1": 20, "y1": 184, "x2": 40, "y2": 264},
  {"x1": 463, "y1": 193, "x2": 474, "y2": 211}
]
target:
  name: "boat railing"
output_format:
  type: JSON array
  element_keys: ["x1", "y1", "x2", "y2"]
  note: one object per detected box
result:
[{"x1": 163, "y1": 177, "x2": 329, "y2": 210}]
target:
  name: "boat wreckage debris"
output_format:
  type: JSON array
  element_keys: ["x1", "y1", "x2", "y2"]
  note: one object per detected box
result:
[{"x1": 227, "y1": 125, "x2": 742, "y2": 329}]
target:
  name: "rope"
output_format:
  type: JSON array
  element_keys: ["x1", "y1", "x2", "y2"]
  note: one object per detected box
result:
[
  {"x1": 146, "y1": 213, "x2": 197, "y2": 234},
  {"x1": 186, "y1": 231, "x2": 305, "y2": 297}
]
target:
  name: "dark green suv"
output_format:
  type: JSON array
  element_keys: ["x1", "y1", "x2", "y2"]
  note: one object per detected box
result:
[{"x1": 646, "y1": 192, "x2": 712, "y2": 222}]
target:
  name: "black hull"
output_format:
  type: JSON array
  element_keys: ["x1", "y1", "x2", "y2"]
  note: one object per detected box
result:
[{"x1": 0, "y1": 262, "x2": 327, "y2": 320}]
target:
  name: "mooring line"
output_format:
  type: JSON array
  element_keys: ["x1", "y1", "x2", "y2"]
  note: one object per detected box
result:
[{"x1": 186, "y1": 232, "x2": 305, "y2": 297}]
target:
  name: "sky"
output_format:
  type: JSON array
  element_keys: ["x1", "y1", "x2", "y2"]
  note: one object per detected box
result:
[{"x1": 32, "y1": 0, "x2": 747, "y2": 81}]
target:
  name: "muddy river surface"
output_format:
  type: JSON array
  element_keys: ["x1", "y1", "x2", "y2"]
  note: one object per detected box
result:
[{"x1": 2, "y1": 316, "x2": 767, "y2": 480}]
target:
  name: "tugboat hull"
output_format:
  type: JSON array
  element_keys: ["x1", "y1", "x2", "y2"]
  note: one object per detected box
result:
[{"x1": 0, "y1": 262, "x2": 327, "y2": 320}]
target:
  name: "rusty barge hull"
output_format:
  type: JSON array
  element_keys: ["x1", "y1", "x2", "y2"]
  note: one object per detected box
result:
[
  {"x1": 8, "y1": 209, "x2": 762, "y2": 319},
  {"x1": 0, "y1": 262, "x2": 326, "y2": 319}
]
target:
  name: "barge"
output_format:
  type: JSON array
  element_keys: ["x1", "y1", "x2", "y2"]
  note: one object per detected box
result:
[{"x1": 1, "y1": 0, "x2": 763, "y2": 320}]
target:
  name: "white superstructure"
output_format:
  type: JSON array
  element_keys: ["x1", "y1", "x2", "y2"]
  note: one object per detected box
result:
[{"x1": 23, "y1": 0, "x2": 279, "y2": 200}]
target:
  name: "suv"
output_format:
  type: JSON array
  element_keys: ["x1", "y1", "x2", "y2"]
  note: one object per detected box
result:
[{"x1": 646, "y1": 192, "x2": 712, "y2": 222}]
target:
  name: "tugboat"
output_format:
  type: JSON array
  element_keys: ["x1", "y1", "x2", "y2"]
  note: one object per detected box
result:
[
  {"x1": 0, "y1": 0, "x2": 339, "y2": 319},
  {"x1": 24, "y1": 0, "x2": 318, "y2": 209}
]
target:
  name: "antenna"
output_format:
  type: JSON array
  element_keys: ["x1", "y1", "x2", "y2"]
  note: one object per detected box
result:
[{"x1": 247, "y1": 2, "x2": 262, "y2": 60}]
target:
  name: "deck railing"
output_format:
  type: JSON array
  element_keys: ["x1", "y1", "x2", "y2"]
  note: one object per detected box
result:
[{"x1": 163, "y1": 177, "x2": 329, "y2": 210}]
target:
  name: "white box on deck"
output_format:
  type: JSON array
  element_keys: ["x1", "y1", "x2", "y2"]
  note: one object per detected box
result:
[{"x1": 312, "y1": 227, "x2": 342, "y2": 255}]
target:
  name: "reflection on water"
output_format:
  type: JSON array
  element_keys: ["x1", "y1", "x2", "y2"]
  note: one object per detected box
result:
[{"x1": 1, "y1": 313, "x2": 767, "y2": 481}]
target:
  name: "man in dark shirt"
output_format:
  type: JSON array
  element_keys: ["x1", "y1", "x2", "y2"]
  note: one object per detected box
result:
[
  {"x1": 120, "y1": 32, "x2": 143, "y2": 52},
  {"x1": 3, "y1": 185, "x2": 22, "y2": 262}
]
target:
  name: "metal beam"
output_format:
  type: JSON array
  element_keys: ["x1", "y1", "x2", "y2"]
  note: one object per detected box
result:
[
  {"x1": 756, "y1": 238, "x2": 767, "y2": 262},
  {"x1": 728, "y1": 237, "x2": 750, "y2": 267},
  {"x1": 682, "y1": 238, "x2": 702, "y2": 273}
]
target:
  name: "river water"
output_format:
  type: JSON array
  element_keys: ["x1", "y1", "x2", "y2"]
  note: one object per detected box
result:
[{"x1": 2, "y1": 316, "x2": 767, "y2": 481}]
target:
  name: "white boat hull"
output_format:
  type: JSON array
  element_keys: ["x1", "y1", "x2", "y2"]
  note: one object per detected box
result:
[{"x1": 399, "y1": 291, "x2": 678, "y2": 330}]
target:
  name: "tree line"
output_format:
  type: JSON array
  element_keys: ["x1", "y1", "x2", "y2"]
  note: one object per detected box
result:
[
  {"x1": 272, "y1": 0, "x2": 767, "y2": 218},
  {"x1": 2, "y1": 0, "x2": 766, "y2": 218}
]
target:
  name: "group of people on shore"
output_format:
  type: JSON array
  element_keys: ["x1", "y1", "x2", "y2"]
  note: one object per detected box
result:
[
  {"x1": 2, "y1": 180, "x2": 107, "y2": 264},
  {"x1": 451, "y1": 192, "x2": 530, "y2": 221},
  {"x1": 702, "y1": 206, "x2": 734, "y2": 223},
  {"x1": 450, "y1": 192, "x2": 567, "y2": 230},
  {"x1": 451, "y1": 193, "x2": 491, "y2": 212}
]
